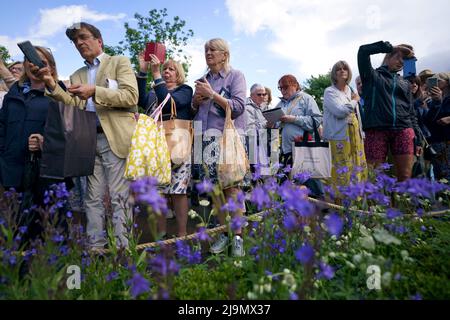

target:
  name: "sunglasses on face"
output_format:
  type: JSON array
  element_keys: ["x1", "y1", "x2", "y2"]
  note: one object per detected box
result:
[
  {"x1": 256, "y1": 93, "x2": 267, "y2": 97},
  {"x1": 278, "y1": 85, "x2": 290, "y2": 91}
]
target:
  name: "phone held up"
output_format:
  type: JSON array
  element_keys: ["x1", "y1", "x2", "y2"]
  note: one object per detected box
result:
[
  {"x1": 17, "y1": 41, "x2": 45, "y2": 68},
  {"x1": 426, "y1": 77, "x2": 439, "y2": 90}
]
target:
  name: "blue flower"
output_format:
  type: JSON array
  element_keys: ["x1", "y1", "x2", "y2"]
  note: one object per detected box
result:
[
  {"x1": 386, "y1": 208, "x2": 403, "y2": 220},
  {"x1": 196, "y1": 179, "x2": 214, "y2": 194},
  {"x1": 289, "y1": 292, "x2": 299, "y2": 300},
  {"x1": 106, "y1": 271, "x2": 119, "y2": 282},
  {"x1": 318, "y1": 262, "x2": 335, "y2": 280},
  {"x1": 336, "y1": 166, "x2": 349, "y2": 175},
  {"x1": 295, "y1": 244, "x2": 314, "y2": 265},
  {"x1": 195, "y1": 227, "x2": 211, "y2": 242},
  {"x1": 293, "y1": 171, "x2": 312, "y2": 184},
  {"x1": 231, "y1": 215, "x2": 246, "y2": 232},
  {"x1": 324, "y1": 213, "x2": 344, "y2": 237},
  {"x1": 18, "y1": 226, "x2": 28, "y2": 234},
  {"x1": 250, "y1": 186, "x2": 271, "y2": 210},
  {"x1": 283, "y1": 213, "x2": 298, "y2": 232},
  {"x1": 127, "y1": 272, "x2": 151, "y2": 299}
]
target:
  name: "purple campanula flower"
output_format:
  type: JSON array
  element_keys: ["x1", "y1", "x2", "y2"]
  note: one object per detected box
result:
[
  {"x1": 106, "y1": 271, "x2": 119, "y2": 282},
  {"x1": 295, "y1": 244, "x2": 314, "y2": 265},
  {"x1": 336, "y1": 166, "x2": 349, "y2": 175},
  {"x1": 250, "y1": 186, "x2": 271, "y2": 210},
  {"x1": 18, "y1": 226, "x2": 28, "y2": 234},
  {"x1": 386, "y1": 208, "x2": 403, "y2": 220},
  {"x1": 195, "y1": 227, "x2": 211, "y2": 242},
  {"x1": 290, "y1": 292, "x2": 299, "y2": 300},
  {"x1": 283, "y1": 213, "x2": 298, "y2": 232},
  {"x1": 127, "y1": 272, "x2": 151, "y2": 299},
  {"x1": 293, "y1": 171, "x2": 312, "y2": 184},
  {"x1": 318, "y1": 262, "x2": 335, "y2": 280},
  {"x1": 324, "y1": 213, "x2": 344, "y2": 237},
  {"x1": 230, "y1": 215, "x2": 246, "y2": 232},
  {"x1": 196, "y1": 179, "x2": 214, "y2": 194}
]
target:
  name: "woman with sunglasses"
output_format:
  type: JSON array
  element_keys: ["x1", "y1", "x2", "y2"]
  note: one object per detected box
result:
[{"x1": 275, "y1": 74, "x2": 323, "y2": 197}]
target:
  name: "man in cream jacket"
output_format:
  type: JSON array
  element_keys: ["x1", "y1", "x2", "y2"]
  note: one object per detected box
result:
[{"x1": 38, "y1": 22, "x2": 138, "y2": 249}]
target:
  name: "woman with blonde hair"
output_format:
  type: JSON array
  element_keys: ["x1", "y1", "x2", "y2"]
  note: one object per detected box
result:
[
  {"x1": 323, "y1": 61, "x2": 367, "y2": 196},
  {"x1": 191, "y1": 38, "x2": 247, "y2": 257},
  {"x1": 137, "y1": 53, "x2": 193, "y2": 238}
]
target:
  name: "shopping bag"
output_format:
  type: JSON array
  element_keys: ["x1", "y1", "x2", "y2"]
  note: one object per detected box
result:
[
  {"x1": 218, "y1": 104, "x2": 250, "y2": 188},
  {"x1": 163, "y1": 97, "x2": 193, "y2": 164},
  {"x1": 291, "y1": 118, "x2": 331, "y2": 179},
  {"x1": 40, "y1": 102, "x2": 97, "y2": 179},
  {"x1": 124, "y1": 94, "x2": 171, "y2": 184}
]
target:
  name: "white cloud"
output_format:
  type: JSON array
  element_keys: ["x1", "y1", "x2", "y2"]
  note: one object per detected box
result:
[
  {"x1": 33, "y1": 5, "x2": 126, "y2": 38},
  {"x1": 1, "y1": 5, "x2": 125, "y2": 58},
  {"x1": 225, "y1": 0, "x2": 450, "y2": 80}
]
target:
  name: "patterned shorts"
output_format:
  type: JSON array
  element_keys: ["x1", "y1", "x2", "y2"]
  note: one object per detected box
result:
[
  {"x1": 161, "y1": 162, "x2": 191, "y2": 194},
  {"x1": 364, "y1": 128, "x2": 415, "y2": 162}
]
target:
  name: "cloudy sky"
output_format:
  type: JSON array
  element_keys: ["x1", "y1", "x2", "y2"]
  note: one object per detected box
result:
[{"x1": 1, "y1": 0, "x2": 449, "y2": 105}]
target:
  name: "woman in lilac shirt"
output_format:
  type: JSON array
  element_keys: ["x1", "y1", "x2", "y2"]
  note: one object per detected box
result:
[{"x1": 191, "y1": 38, "x2": 247, "y2": 257}]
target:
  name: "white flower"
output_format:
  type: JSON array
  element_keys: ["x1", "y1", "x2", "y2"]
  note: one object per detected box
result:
[
  {"x1": 247, "y1": 291, "x2": 257, "y2": 300},
  {"x1": 303, "y1": 226, "x2": 311, "y2": 233},
  {"x1": 329, "y1": 252, "x2": 336, "y2": 258},
  {"x1": 335, "y1": 240, "x2": 342, "y2": 246},
  {"x1": 373, "y1": 228, "x2": 401, "y2": 245},
  {"x1": 360, "y1": 235, "x2": 376, "y2": 251},
  {"x1": 264, "y1": 283, "x2": 272, "y2": 293},
  {"x1": 199, "y1": 199, "x2": 210, "y2": 207},
  {"x1": 233, "y1": 260, "x2": 243, "y2": 268},
  {"x1": 188, "y1": 209, "x2": 199, "y2": 219}
]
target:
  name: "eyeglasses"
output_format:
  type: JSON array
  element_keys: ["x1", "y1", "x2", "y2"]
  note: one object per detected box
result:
[
  {"x1": 256, "y1": 93, "x2": 267, "y2": 97},
  {"x1": 71, "y1": 34, "x2": 95, "y2": 44},
  {"x1": 9, "y1": 66, "x2": 23, "y2": 72},
  {"x1": 278, "y1": 85, "x2": 290, "y2": 91}
]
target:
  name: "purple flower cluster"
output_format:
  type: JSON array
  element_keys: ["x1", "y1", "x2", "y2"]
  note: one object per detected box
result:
[
  {"x1": 250, "y1": 186, "x2": 272, "y2": 211},
  {"x1": 130, "y1": 177, "x2": 168, "y2": 215},
  {"x1": 295, "y1": 243, "x2": 314, "y2": 265},
  {"x1": 175, "y1": 240, "x2": 201, "y2": 264},
  {"x1": 127, "y1": 272, "x2": 151, "y2": 299},
  {"x1": 324, "y1": 213, "x2": 344, "y2": 237}
]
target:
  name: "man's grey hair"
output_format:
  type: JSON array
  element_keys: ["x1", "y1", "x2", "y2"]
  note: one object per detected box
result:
[{"x1": 250, "y1": 83, "x2": 265, "y2": 94}]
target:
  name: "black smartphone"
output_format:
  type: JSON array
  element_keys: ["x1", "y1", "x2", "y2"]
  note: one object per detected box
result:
[{"x1": 17, "y1": 41, "x2": 45, "y2": 68}]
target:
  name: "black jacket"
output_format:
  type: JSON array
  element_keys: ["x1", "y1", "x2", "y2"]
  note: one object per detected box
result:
[
  {"x1": 358, "y1": 41, "x2": 421, "y2": 145},
  {"x1": 0, "y1": 82, "x2": 57, "y2": 188},
  {"x1": 424, "y1": 95, "x2": 450, "y2": 143}
]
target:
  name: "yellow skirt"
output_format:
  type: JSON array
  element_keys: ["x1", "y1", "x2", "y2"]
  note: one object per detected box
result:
[{"x1": 328, "y1": 113, "x2": 368, "y2": 193}]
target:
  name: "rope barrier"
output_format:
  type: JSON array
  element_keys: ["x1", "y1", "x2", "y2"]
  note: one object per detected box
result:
[{"x1": 90, "y1": 197, "x2": 448, "y2": 255}]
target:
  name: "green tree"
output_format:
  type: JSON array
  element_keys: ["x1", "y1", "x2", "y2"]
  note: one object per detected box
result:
[
  {"x1": 105, "y1": 8, "x2": 194, "y2": 80},
  {"x1": 0, "y1": 46, "x2": 11, "y2": 64},
  {"x1": 303, "y1": 72, "x2": 331, "y2": 111}
]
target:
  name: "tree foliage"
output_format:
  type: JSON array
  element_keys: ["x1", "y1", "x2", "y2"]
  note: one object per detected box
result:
[
  {"x1": 303, "y1": 72, "x2": 332, "y2": 111},
  {"x1": 0, "y1": 46, "x2": 11, "y2": 64},
  {"x1": 105, "y1": 8, "x2": 194, "y2": 80}
]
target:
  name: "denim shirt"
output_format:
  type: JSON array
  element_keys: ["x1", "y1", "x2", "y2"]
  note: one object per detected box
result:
[{"x1": 276, "y1": 91, "x2": 322, "y2": 154}]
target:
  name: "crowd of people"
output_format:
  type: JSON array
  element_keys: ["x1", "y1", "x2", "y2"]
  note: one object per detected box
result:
[{"x1": 0, "y1": 22, "x2": 449, "y2": 257}]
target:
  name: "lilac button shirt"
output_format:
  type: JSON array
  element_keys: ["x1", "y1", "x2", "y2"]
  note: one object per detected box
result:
[{"x1": 194, "y1": 68, "x2": 247, "y2": 134}]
